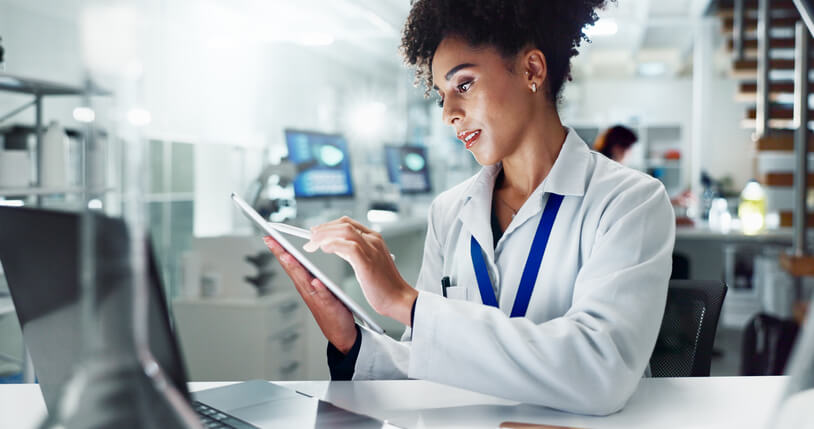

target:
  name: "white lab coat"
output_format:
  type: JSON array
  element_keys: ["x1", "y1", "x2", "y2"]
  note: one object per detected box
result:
[{"x1": 352, "y1": 128, "x2": 675, "y2": 415}]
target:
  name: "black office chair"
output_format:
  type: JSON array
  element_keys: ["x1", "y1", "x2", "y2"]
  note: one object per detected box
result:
[{"x1": 649, "y1": 280, "x2": 728, "y2": 377}]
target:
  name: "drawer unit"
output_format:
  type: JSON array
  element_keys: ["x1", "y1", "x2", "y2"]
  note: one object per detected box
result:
[{"x1": 172, "y1": 293, "x2": 305, "y2": 381}]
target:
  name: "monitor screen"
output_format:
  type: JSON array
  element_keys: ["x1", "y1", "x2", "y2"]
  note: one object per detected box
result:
[
  {"x1": 384, "y1": 144, "x2": 431, "y2": 194},
  {"x1": 285, "y1": 130, "x2": 355, "y2": 198}
]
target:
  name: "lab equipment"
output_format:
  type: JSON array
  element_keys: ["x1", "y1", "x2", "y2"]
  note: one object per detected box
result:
[
  {"x1": 284, "y1": 129, "x2": 355, "y2": 199},
  {"x1": 231, "y1": 193, "x2": 385, "y2": 334},
  {"x1": 244, "y1": 161, "x2": 298, "y2": 223},
  {"x1": 384, "y1": 144, "x2": 432, "y2": 194}
]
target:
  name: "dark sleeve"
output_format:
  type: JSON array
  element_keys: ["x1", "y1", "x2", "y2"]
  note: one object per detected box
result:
[
  {"x1": 326, "y1": 325, "x2": 362, "y2": 380},
  {"x1": 327, "y1": 296, "x2": 418, "y2": 380}
]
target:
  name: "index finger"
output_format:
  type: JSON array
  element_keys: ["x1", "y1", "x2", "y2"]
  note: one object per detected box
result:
[{"x1": 313, "y1": 216, "x2": 374, "y2": 235}]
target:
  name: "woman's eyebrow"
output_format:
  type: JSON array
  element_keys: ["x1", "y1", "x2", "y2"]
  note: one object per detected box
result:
[
  {"x1": 445, "y1": 63, "x2": 477, "y2": 81},
  {"x1": 433, "y1": 63, "x2": 478, "y2": 91}
]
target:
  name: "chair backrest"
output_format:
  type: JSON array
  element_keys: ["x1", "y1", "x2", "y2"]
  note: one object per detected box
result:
[{"x1": 649, "y1": 280, "x2": 728, "y2": 377}]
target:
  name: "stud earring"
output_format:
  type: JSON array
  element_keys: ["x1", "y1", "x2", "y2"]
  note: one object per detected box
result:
[{"x1": 531, "y1": 82, "x2": 537, "y2": 93}]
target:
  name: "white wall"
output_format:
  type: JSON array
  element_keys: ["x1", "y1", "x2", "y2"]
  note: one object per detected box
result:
[
  {"x1": 0, "y1": 2, "x2": 85, "y2": 132},
  {"x1": 563, "y1": 74, "x2": 754, "y2": 193}
]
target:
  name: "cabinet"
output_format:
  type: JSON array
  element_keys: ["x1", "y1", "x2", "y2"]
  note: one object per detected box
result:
[{"x1": 172, "y1": 294, "x2": 306, "y2": 381}]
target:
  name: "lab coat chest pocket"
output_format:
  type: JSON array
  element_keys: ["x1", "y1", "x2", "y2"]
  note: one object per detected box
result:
[{"x1": 445, "y1": 286, "x2": 469, "y2": 301}]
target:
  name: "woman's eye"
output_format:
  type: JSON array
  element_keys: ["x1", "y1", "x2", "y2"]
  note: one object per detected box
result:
[{"x1": 457, "y1": 81, "x2": 472, "y2": 93}]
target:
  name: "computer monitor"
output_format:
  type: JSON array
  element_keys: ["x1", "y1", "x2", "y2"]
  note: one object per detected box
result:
[
  {"x1": 284, "y1": 129, "x2": 355, "y2": 199},
  {"x1": 384, "y1": 144, "x2": 432, "y2": 194}
]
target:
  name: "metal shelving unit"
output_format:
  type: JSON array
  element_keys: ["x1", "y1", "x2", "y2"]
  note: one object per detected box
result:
[
  {"x1": 0, "y1": 72, "x2": 109, "y2": 204},
  {"x1": 0, "y1": 73, "x2": 110, "y2": 383}
]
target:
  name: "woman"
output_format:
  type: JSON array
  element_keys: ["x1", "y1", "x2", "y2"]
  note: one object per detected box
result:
[
  {"x1": 264, "y1": 0, "x2": 674, "y2": 415},
  {"x1": 594, "y1": 125, "x2": 638, "y2": 163}
]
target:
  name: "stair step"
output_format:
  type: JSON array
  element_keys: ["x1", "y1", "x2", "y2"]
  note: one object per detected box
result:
[
  {"x1": 735, "y1": 81, "x2": 814, "y2": 101},
  {"x1": 722, "y1": 15, "x2": 800, "y2": 33},
  {"x1": 733, "y1": 59, "x2": 811, "y2": 73},
  {"x1": 747, "y1": 105, "x2": 814, "y2": 119},
  {"x1": 757, "y1": 133, "x2": 814, "y2": 151},
  {"x1": 740, "y1": 81, "x2": 796, "y2": 93},
  {"x1": 742, "y1": 118, "x2": 809, "y2": 129},
  {"x1": 763, "y1": 172, "x2": 814, "y2": 186},
  {"x1": 780, "y1": 252, "x2": 814, "y2": 276},
  {"x1": 779, "y1": 211, "x2": 814, "y2": 228},
  {"x1": 727, "y1": 37, "x2": 798, "y2": 50},
  {"x1": 718, "y1": 0, "x2": 798, "y2": 18}
]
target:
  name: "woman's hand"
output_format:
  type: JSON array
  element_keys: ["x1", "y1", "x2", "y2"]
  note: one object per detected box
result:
[
  {"x1": 263, "y1": 237, "x2": 358, "y2": 353},
  {"x1": 303, "y1": 216, "x2": 418, "y2": 326}
]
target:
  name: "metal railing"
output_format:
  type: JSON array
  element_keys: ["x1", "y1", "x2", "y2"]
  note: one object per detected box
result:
[{"x1": 792, "y1": 20, "x2": 810, "y2": 256}]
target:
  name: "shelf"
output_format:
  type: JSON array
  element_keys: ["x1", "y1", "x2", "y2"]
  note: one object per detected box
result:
[
  {"x1": 0, "y1": 72, "x2": 109, "y2": 96},
  {"x1": 0, "y1": 187, "x2": 115, "y2": 197}
]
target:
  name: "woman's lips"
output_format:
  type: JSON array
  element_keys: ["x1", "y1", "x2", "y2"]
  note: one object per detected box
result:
[{"x1": 457, "y1": 130, "x2": 482, "y2": 149}]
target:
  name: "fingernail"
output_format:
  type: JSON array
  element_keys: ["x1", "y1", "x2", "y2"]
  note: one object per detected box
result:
[{"x1": 303, "y1": 241, "x2": 317, "y2": 252}]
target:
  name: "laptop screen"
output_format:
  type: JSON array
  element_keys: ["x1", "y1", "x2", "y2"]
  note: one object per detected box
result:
[{"x1": 0, "y1": 207, "x2": 191, "y2": 411}]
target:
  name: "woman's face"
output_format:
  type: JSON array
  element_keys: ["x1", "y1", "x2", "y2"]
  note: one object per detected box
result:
[{"x1": 431, "y1": 37, "x2": 537, "y2": 166}]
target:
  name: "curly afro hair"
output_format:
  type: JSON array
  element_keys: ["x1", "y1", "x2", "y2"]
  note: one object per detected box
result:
[{"x1": 401, "y1": 0, "x2": 614, "y2": 102}]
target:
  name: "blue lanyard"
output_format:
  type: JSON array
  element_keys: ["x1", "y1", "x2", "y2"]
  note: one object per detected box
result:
[{"x1": 470, "y1": 193, "x2": 564, "y2": 317}]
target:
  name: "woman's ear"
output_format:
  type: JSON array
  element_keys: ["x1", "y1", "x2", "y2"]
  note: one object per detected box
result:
[{"x1": 522, "y1": 49, "x2": 548, "y2": 92}]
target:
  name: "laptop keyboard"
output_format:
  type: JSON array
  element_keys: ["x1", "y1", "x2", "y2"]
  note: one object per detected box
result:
[{"x1": 193, "y1": 401, "x2": 257, "y2": 429}]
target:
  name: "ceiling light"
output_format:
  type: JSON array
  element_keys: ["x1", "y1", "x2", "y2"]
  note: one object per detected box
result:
[
  {"x1": 585, "y1": 19, "x2": 618, "y2": 37},
  {"x1": 73, "y1": 107, "x2": 96, "y2": 123}
]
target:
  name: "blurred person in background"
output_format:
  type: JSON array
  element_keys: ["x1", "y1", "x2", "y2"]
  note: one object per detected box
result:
[{"x1": 594, "y1": 125, "x2": 638, "y2": 163}]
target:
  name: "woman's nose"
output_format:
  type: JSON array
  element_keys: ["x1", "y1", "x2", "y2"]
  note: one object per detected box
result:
[{"x1": 442, "y1": 99, "x2": 463, "y2": 126}]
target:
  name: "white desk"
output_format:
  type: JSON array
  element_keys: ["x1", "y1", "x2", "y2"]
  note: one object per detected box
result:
[{"x1": 0, "y1": 376, "x2": 790, "y2": 428}]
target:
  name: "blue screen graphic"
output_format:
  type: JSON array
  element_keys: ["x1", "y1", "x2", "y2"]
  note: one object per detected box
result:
[
  {"x1": 285, "y1": 130, "x2": 355, "y2": 198},
  {"x1": 384, "y1": 145, "x2": 431, "y2": 194}
]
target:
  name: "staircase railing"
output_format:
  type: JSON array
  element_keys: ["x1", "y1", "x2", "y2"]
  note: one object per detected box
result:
[
  {"x1": 792, "y1": 0, "x2": 814, "y2": 36},
  {"x1": 792, "y1": 20, "x2": 809, "y2": 257}
]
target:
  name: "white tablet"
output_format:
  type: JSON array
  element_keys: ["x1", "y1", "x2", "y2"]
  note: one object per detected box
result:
[{"x1": 231, "y1": 193, "x2": 385, "y2": 334}]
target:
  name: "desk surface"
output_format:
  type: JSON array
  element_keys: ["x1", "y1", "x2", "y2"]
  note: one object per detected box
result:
[{"x1": 0, "y1": 376, "x2": 790, "y2": 428}]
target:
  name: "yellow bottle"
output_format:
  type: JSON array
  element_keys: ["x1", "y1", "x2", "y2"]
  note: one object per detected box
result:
[{"x1": 738, "y1": 179, "x2": 767, "y2": 235}]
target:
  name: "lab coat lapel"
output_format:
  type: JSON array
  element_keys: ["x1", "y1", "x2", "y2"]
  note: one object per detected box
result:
[
  {"x1": 501, "y1": 128, "x2": 590, "y2": 238},
  {"x1": 458, "y1": 164, "x2": 501, "y2": 263}
]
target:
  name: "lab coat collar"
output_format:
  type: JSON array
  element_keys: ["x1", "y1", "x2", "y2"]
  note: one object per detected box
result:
[{"x1": 457, "y1": 127, "x2": 590, "y2": 257}]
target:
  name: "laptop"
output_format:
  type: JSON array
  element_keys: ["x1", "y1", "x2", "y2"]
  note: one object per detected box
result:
[{"x1": 0, "y1": 206, "x2": 386, "y2": 428}]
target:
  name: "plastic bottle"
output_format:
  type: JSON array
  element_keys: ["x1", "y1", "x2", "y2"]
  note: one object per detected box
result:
[
  {"x1": 738, "y1": 179, "x2": 767, "y2": 235},
  {"x1": 40, "y1": 121, "x2": 69, "y2": 187}
]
